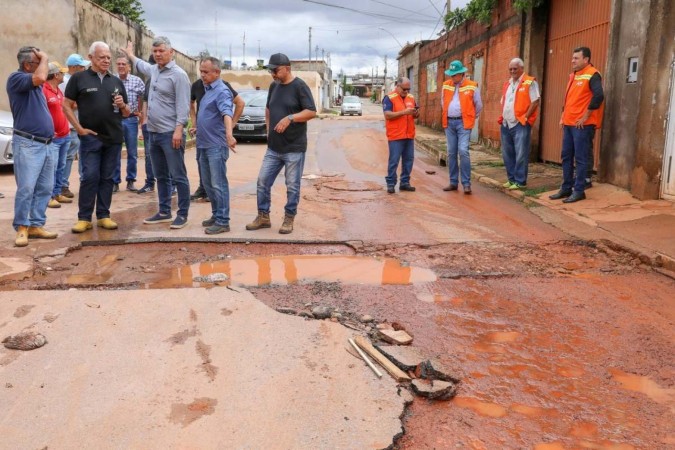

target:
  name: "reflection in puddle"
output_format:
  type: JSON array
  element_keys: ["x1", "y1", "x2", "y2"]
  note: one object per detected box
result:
[
  {"x1": 453, "y1": 396, "x2": 508, "y2": 417},
  {"x1": 150, "y1": 255, "x2": 436, "y2": 288},
  {"x1": 609, "y1": 368, "x2": 675, "y2": 406},
  {"x1": 66, "y1": 253, "x2": 120, "y2": 284},
  {"x1": 510, "y1": 403, "x2": 558, "y2": 418}
]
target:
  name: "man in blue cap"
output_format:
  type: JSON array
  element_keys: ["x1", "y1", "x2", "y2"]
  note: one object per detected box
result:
[{"x1": 441, "y1": 60, "x2": 483, "y2": 194}]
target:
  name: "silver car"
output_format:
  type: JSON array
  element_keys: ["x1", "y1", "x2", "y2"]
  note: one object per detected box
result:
[
  {"x1": 0, "y1": 110, "x2": 13, "y2": 165},
  {"x1": 340, "y1": 95, "x2": 362, "y2": 116}
]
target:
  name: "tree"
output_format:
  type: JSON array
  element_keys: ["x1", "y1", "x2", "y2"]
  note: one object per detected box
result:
[
  {"x1": 444, "y1": 0, "x2": 544, "y2": 30},
  {"x1": 93, "y1": 0, "x2": 145, "y2": 26}
]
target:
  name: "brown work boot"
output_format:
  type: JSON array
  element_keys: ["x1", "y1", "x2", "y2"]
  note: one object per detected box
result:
[
  {"x1": 47, "y1": 197, "x2": 61, "y2": 208},
  {"x1": 278, "y1": 214, "x2": 294, "y2": 234},
  {"x1": 245, "y1": 212, "x2": 271, "y2": 230},
  {"x1": 55, "y1": 194, "x2": 72, "y2": 204},
  {"x1": 61, "y1": 186, "x2": 75, "y2": 198},
  {"x1": 15, "y1": 226, "x2": 28, "y2": 247},
  {"x1": 27, "y1": 226, "x2": 58, "y2": 239}
]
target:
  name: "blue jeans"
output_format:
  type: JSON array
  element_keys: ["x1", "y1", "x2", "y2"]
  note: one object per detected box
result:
[
  {"x1": 385, "y1": 138, "x2": 414, "y2": 187},
  {"x1": 500, "y1": 123, "x2": 532, "y2": 185},
  {"x1": 445, "y1": 119, "x2": 472, "y2": 187},
  {"x1": 141, "y1": 124, "x2": 155, "y2": 186},
  {"x1": 51, "y1": 135, "x2": 71, "y2": 197},
  {"x1": 78, "y1": 135, "x2": 120, "y2": 221},
  {"x1": 198, "y1": 146, "x2": 230, "y2": 226},
  {"x1": 114, "y1": 116, "x2": 139, "y2": 183},
  {"x1": 148, "y1": 131, "x2": 190, "y2": 218},
  {"x1": 196, "y1": 148, "x2": 205, "y2": 191},
  {"x1": 12, "y1": 135, "x2": 55, "y2": 229},
  {"x1": 561, "y1": 125, "x2": 593, "y2": 193},
  {"x1": 62, "y1": 129, "x2": 80, "y2": 188},
  {"x1": 256, "y1": 149, "x2": 306, "y2": 216}
]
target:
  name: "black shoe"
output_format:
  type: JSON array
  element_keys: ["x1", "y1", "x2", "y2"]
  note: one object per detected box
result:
[
  {"x1": 585, "y1": 181, "x2": 593, "y2": 189},
  {"x1": 205, "y1": 224, "x2": 230, "y2": 234},
  {"x1": 562, "y1": 191, "x2": 586, "y2": 203},
  {"x1": 549, "y1": 190, "x2": 572, "y2": 200},
  {"x1": 463, "y1": 185, "x2": 472, "y2": 195},
  {"x1": 387, "y1": 186, "x2": 395, "y2": 194},
  {"x1": 137, "y1": 185, "x2": 155, "y2": 194},
  {"x1": 399, "y1": 184, "x2": 416, "y2": 192},
  {"x1": 126, "y1": 181, "x2": 138, "y2": 192},
  {"x1": 443, "y1": 184, "x2": 458, "y2": 191},
  {"x1": 202, "y1": 216, "x2": 216, "y2": 227},
  {"x1": 190, "y1": 188, "x2": 207, "y2": 201},
  {"x1": 113, "y1": 183, "x2": 119, "y2": 193}
]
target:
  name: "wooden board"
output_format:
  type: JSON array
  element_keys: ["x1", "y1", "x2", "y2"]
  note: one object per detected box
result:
[{"x1": 354, "y1": 336, "x2": 412, "y2": 382}]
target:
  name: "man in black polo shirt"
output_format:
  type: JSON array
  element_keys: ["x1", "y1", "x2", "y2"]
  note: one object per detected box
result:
[
  {"x1": 189, "y1": 77, "x2": 244, "y2": 201},
  {"x1": 63, "y1": 41, "x2": 130, "y2": 233}
]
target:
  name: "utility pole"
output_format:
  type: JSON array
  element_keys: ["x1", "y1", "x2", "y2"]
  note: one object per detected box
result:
[
  {"x1": 258, "y1": 40, "x2": 261, "y2": 61},
  {"x1": 214, "y1": 11, "x2": 218, "y2": 59},
  {"x1": 315, "y1": 45, "x2": 319, "y2": 69},
  {"x1": 384, "y1": 54, "x2": 388, "y2": 91},
  {"x1": 242, "y1": 32, "x2": 246, "y2": 69},
  {"x1": 308, "y1": 27, "x2": 312, "y2": 72}
]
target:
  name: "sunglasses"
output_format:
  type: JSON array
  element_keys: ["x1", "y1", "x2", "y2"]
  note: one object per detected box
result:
[
  {"x1": 400, "y1": 87, "x2": 410, "y2": 91},
  {"x1": 268, "y1": 67, "x2": 282, "y2": 74}
]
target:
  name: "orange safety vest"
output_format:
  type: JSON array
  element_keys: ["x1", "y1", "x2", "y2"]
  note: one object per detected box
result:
[
  {"x1": 442, "y1": 78, "x2": 478, "y2": 129},
  {"x1": 498, "y1": 74, "x2": 538, "y2": 126},
  {"x1": 385, "y1": 91, "x2": 416, "y2": 141},
  {"x1": 562, "y1": 64, "x2": 604, "y2": 128}
]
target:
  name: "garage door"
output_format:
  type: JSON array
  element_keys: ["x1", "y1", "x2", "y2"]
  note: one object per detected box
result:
[{"x1": 540, "y1": 0, "x2": 611, "y2": 168}]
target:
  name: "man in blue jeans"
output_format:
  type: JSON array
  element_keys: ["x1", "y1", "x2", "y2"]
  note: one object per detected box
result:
[
  {"x1": 246, "y1": 53, "x2": 316, "y2": 234},
  {"x1": 382, "y1": 77, "x2": 419, "y2": 194},
  {"x1": 114, "y1": 55, "x2": 145, "y2": 192},
  {"x1": 189, "y1": 57, "x2": 237, "y2": 234},
  {"x1": 63, "y1": 41, "x2": 131, "y2": 233},
  {"x1": 441, "y1": 60, "x2": 483, "y2": 195},
  {"x1": 6, "y1": 46, "x2": 58, "y2": 247},
  {"x1": 498, "y1": 58, "x2": 540, "y2": 190},
  {"x1": 122, "y1": 37, "x2": 191, "y2": 229}
]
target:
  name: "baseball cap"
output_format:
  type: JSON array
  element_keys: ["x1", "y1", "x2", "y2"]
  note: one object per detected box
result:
[
  {"x1": 65, "y1": 53, "x2": 90, "y2": 67},
  {"x1": 48, "y1": 62, "x2": 68, "y2": 75},
  {"x1": 264, "y1": 53, "x2": 291, "y2": 69}
]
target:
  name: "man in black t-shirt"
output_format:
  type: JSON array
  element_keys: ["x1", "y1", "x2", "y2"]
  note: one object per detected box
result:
[
  {"x1": 189, "y1": 78, "x2": 244, "y2": 201},
  {"x1": 245, "y1": 53, "x2": 316, "y2": 235},
  {"x1": 63, "y1": 41, "x2": 130, "y2": 234}
]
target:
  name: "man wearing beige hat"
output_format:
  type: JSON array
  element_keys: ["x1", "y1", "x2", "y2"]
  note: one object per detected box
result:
[{"x1": 43, "y1": 62, "x2": 72, "y2": 209}]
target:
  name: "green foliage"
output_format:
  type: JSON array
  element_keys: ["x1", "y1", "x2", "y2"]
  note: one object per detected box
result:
[
  {"x1": 444, "y1": 0, "x2": 544, "y2": 30},
  {"x1": 93, "y1": 0, "x2": 145, "y2": 26}
]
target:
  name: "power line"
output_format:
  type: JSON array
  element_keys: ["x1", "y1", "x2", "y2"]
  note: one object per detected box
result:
[
  {"x1": 367, "y1": 0, "x2": 436, "y2": 19},
  {"x1": 302, "y1": 0, "x2": 437, "y2": 24}
]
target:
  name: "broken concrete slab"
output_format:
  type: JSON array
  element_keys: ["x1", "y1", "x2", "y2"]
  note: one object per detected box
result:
[
  {"x1": 375, "y1": 345, "x2": 429, "y2": 372},
  {"x1": 0, "y1": 289, "x2": 407, "y2": 449},
  {"x1": 411, "y1": 379, "x2": 457, "y2": 400},
  {"x1": 312, "y1": 305, "x2": 333, "y2": 319},
  {"x1": 416, "y1": 360, "x2": 461, "y2": 383},
  {"x1": 378, "y1": 328, "x2": 413, "y2": 345}
]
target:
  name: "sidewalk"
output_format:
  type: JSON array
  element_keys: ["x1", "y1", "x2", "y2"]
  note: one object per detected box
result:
[{"x1": 415, "y1": 126, "x2": 675, "y2": 274}]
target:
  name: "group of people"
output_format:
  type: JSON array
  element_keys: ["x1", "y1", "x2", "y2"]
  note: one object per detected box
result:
[
  {"x1": 383, "y1": 46, "x2": 604, "y2": 203},
  {"x1": 7, "y1": 36, "x2": 316, "y2": 247}
]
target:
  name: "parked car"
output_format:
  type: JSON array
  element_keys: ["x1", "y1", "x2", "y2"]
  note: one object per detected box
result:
[
  {"x1": 340, "y1": 95, "x2": 362, "y2": 116},
  {"x1": 0, "y1": 110, "x2": 14, "y2": 165},
  {"x1": 234, "y1": 90, "x2": 268, "y2": 141}
]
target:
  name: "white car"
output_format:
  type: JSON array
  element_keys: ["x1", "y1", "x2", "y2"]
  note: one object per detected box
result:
[
  {"x1": 0, "y1": 110, "x2": 14, "y2": 165},
  {"x1": 340, "y1": 95, "x2": 362, "y2": 116}
]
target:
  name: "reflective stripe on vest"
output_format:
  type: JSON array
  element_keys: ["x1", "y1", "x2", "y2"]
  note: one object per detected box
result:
[
  {"x1": 498, "y1": 74, "x2": 538, "y2": 126},
  {"x1": 385, "y1": 91, "x2": 416, "y2": 141},
  {"x1": 562, "y1": 65, "x2": 604, "y2": 128},
  {"x1": 442, "y1": 79, "x2": 477, "y2": 129}
]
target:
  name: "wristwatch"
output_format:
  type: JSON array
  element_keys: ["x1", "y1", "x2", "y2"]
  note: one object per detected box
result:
[{"x1": 287, "y1": 114, "x2": 294, "y2": 123}]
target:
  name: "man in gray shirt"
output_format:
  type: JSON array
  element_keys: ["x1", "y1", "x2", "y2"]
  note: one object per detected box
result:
[{"x1": 121, "y1": 37, "x2": 191, "y2": 229}]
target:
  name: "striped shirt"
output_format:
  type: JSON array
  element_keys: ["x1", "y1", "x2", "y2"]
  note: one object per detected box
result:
[{"x1": 117, "y1": 73, "x2": 145, "y2": 115}]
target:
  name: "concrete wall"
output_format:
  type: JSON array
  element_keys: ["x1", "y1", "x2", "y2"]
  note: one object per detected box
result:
[
  {"x1": 397, "y1": 42, "x2": 427, "y2": 98},
  {"x1": 600, "y1": 0, "x2": 675, "y2": 199},
  {"x1": 0, "y1": 0, "x2": 198, "y2": 111},
  {"x1": 221, "y1": 70, "x2": 323, "y2": 110}
]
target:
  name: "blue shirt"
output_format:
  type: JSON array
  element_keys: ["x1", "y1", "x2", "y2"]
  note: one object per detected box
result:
[
  {"x1": 196, "y1": 79, "x2": 233, "y2": 148},
  {"x1": 6, "y1": 71, "x2": 54, "y2": 138}
]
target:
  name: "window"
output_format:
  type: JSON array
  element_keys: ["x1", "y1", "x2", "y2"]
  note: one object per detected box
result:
[{"x1": 426, "y1": 61, "x2": 438, "y2": 93}]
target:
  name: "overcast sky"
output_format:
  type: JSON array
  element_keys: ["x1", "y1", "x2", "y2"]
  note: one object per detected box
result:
[{"x1": 141, "y1": 0, "x2": 470, "y2": 76}]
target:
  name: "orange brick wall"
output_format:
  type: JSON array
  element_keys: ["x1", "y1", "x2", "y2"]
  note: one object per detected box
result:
[{"x1": 418, "y1": 0, "x2": 521, "y2": 145}]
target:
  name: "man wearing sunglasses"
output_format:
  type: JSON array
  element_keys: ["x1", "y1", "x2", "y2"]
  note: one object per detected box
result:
[
  {"x1": 246, "y1": 53, "x2": 316, "y2": 235},
  {"x1": 382, "y1": 77, "x2": 419, "y2": 194}
]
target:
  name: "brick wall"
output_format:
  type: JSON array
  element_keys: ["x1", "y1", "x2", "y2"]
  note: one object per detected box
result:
[{"x1": 417, "y1": 0, "x2": 522, "y2": 145}]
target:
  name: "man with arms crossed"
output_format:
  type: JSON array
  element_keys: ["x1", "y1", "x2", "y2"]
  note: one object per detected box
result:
[{"x1": 246, "y1": 53, "x2": 316, "y2": 235}]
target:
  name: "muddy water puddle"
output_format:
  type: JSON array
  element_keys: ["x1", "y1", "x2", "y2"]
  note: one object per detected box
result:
[{"x1": 148, "y1": 255, "x2": 437, "y2": 288}]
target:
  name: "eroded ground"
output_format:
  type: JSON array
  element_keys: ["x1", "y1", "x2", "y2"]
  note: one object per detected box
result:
[{"x1": 3, "y1": 240, "x2": 673, "y2": 449}]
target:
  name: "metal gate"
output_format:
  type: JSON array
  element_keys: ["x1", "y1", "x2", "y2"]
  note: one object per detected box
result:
[
  {"x1": 540, "y1": 0, "x2": 611, "y2": 167},
  {"x1": 470, "y1": 56, "x2": 484, "y2": 143},
  {"x1": 662, "y1": 61, "x2": 675, "y2": 200}
]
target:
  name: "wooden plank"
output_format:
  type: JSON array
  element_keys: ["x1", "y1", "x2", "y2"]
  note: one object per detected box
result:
[{"x1": 354, "y1": 336, "x2": 412, "y2": 382}]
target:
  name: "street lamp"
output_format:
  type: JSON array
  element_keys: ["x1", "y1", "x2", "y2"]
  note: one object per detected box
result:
[{"x1": 377, "y1": 27, "x2": 403, "y2": 48}]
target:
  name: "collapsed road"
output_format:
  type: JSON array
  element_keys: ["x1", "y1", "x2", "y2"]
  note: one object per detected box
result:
[{"x1": 0, "y1": 102, "x2": 673, "y2": 449}]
